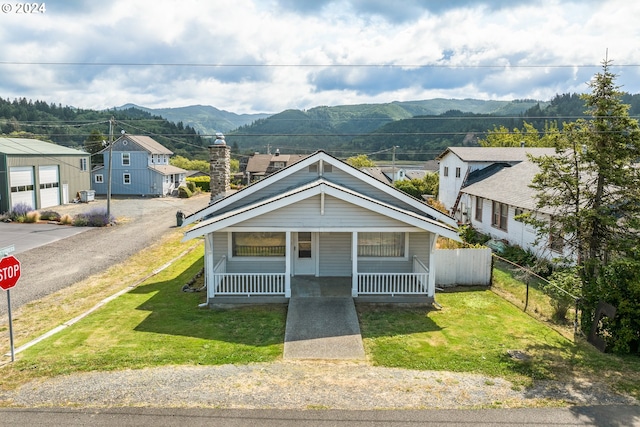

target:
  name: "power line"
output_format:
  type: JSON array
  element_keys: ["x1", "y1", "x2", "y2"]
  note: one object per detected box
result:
[{"x1": 1, "y1": 61, "x2": 640, "y2": 68}]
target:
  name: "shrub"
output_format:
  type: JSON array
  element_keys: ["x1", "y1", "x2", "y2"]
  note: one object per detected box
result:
[
  {"x1": 73, "y1": 208, "x2": 114, "y2": 227},
  {"x1": 459, "y1": 225, "x2": 490, "y2": 245},
  {"x1": 39, "y1": 210, "x2": 61, "y2": 221},
  {"x1": 186, "y1": 180, "x2": 197, "y2": 193},
  {"x1": 187, "y1": 176, "x2": 210, "y2": 192},
  {"x1": 25, "y1": 211, "x2": 41, "y2": 223},
  {"x1": 60, "y1": 214, "x2": 73, "y2": 225},
  {"x1": 178, "y1": 186, "x2": 193, "y2": 198},
  {"x1": 9, "y1": 203, "x2": 33, "y2": 222},
  {"x1": 543, "y1": 269, "x2": 580, "y2": 322}
]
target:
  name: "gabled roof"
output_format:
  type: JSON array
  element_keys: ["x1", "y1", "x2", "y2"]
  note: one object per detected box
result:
[
  {"x1": 99, "y1": 135, "x2": 173, "y2": 155},
  {"x1": 183, "y1": 150, "x2": 457, "y2": 230},
  {"x1": 0, "y1": 137, "x2": 88, "y2": 156},
  {"x1": 183, "y1": 177, "x2": 461, "y2": 242},
  {"x1": 436, "y1": 146, "x2": 556, "y2": 162},
  {"x1": 461, "y1": 161, "x2": 552, "y2": 214},
  {"x1": 245, "y1": 152, "x2": 308, "y2": 174}
]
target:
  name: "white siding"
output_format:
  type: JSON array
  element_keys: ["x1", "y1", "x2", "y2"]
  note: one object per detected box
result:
[{"x1": 438, "y1": 153, "x2": 468, "y2": 211}]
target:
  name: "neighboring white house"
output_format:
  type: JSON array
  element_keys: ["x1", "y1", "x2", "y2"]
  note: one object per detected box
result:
[
  {"x1": 436, "y1": 147, "x2": 556, "y2": 220},
  {"x1": 182, "y1": 147, "x2": 461, "y2": 305},
  {"x1": 436, "y1": 146, "x2": 570, "y2": 261}
]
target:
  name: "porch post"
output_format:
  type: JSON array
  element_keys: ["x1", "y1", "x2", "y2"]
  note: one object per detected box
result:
[
  {"x1": 351, "y1": 231, "x2": 358, "y2": 297},
  {"x1": 204, "y1": 234, "x2": 215, "y2": 299},
  {"x1": 428, "y1": 233, "x2": 438, "y2": 298},
  {"x1": 285, "y1": 230, "x2": 291, "y2": 298}
]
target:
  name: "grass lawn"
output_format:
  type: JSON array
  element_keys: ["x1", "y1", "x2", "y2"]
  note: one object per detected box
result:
[
  {"x1": 358, "y1": 290, "x2": 640, "y2": 398},
  {"x1": 1, "y1": 232, "x2": 638, "y2": 402}
]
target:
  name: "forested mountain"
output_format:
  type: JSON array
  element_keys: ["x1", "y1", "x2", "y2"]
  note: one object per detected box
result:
[
  {"x1": 0, "y1": 98, "x2": 209, "y2": 160},
  {"x1": 117, "y1": 103, "x2": 270, "y2": 135},
  {"x1": 3, "y1": 94, "x2": 639, "y2": 163},
  {"x1": 227, "y1": 99, "x2": 544, "y2": 157}
]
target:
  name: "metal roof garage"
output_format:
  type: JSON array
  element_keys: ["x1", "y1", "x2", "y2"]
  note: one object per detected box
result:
[{"x1": 0, "y1": 138, "x2": 91, "y2": 213}]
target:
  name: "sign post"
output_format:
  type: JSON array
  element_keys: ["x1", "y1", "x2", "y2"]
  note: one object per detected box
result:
[{"x1": 0, "y1": 253, "x2": 21, "y2": 362}]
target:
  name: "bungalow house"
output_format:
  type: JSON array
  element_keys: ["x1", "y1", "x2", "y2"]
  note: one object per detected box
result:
[
  {"x1": 436, "y1": 146, "x2": 569, "y2": 261},
  {"x1": 91, "y1": 134, "x2": 187, "y2": 197},
  {"x1": 0, "y1": 137, "x2": 91, "y2": 212},
  {"x1": 241, "y1": 150, "x2": 308, "y2": 183},
  {"x1": 181, "y1": 143, "x2": 460, "y2": 305}
]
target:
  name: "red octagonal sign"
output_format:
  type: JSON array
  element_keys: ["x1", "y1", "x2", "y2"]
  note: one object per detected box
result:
[{"x1": 0, "y1": 255, "x2": 21, "y2": 291}]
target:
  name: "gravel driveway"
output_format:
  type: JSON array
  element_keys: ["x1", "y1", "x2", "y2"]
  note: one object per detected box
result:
[{"x1": 0, "y1": 194, "x2": 210, "y2": 317}]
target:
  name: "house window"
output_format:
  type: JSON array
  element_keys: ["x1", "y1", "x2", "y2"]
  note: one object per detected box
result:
[
  {"x1": 122, "y1": 153, "x2": 130, "y2": 166},
  {"x1": 232, "y1": 232, "x2": 286, "y2": 257},
  {"x1": 514, "y1": 208, "x2": 525, "y2": 221},
  {"x1": 123, "y1": 173, "x2": 131, "y2": 185},
  {"x1": 443, "y1": 166, "x2": 449, "y2": 177},
  {"x1": 358, "y1": 232, "x2": 406, "y2": 258},
  {"x1": 95, "y1": 174, "x2": 104, "y2": 184},
  {"x1": 549, "y1": 218, "x2": 564, "y2": 253},
  {"x1": 323, "y1": 163, "x2": 332, "y2": 173},
  {"x1": 309, "y1": 163, "x2": 318, "y2": 173},
  {"x1": 455, "y1": 167, "x2": 461, "y2": 178},
  {"x1": 475, "y1": 196, "x2": 483, "y2": 222},
  {"x1": 80, "y1": 158, "x2": 87, "y2": 171},
  {"x1": 492, "y1": 201, "x2": 508, "y2": 231}
]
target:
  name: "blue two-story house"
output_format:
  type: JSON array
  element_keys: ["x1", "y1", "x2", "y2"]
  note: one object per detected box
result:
[{"x1": 91, "y1": 134, "x2": 187, "y2": 197}]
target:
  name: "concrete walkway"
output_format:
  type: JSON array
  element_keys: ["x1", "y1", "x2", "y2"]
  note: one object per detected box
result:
[{"x1": 283, "y1": 278, "x2": 365, "y2": 360}]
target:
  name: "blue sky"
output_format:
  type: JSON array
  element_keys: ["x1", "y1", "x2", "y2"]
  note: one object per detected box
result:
[{"x1": 0, "y1": 0, "x2": 638, "y2": 113}]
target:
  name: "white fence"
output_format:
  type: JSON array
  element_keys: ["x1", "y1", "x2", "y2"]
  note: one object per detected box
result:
[{"x1": 434, "y1": 247, "x2": 492, "y2": 286}]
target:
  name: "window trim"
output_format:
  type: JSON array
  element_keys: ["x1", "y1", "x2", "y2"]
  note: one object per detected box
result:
[
  {"x1": 443, "y1": 166, "x2": 449, "y2": 177},
  {"x1": 228, "y1": 231, "x2": 287, "y2": 260},
  {"x1": 491, "y1": 201, "x2": 508, "y2": 231},
  {"x1": 123, "y1": 173, "x2": 131, "y2": 185},
  {"x1": 455, "y1": 167, "x2": 461, "y2": 178},
  {"x1": 95, "y1": 174, "x2": 104, "y2": 184},
  {"x1": 475, "y1": 196, "x2": 483, "y2": 222},
  {"x1": 357, "y1": 232, "x2": 409, "y2": 260},
  {"x1": 122, "y1": 152, "x2": 131, "y2": 166},
  {"x1": 80, "y1": 158, "x2": 87, "y2": 172}
]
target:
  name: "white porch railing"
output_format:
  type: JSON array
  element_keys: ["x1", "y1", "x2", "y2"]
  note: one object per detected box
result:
[
  {"x1": 209, "y1": 256, "x2": 285, "y2": 297},
  {"x1": 357, "y1": 256, "x2": 429, "y2": 295}
]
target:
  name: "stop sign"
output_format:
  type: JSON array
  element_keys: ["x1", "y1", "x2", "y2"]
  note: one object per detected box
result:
[{"x1": 0, "y1": 256, "x2": 21, "y2": 290}]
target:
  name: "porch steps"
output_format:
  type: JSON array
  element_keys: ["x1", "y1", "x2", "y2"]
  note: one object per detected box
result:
[{"x1": 284, "y1": 284, "x2": 365, "y2": 360}]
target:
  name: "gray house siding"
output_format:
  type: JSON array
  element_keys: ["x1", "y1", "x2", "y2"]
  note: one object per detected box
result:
[
  {"x1": 208, "y1": 162, "x2": 437, "y2": 219},
  {"x1": 234, "y1": 195, "x2": 412, "y2": 229},
  {"x1": 318, "y1": 232, "x2": 352, "y2": 276}
]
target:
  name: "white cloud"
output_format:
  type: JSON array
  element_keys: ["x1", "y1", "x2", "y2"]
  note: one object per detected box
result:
[{"x1": 0, "y1": 0, "x2": 638, "y2": 113}]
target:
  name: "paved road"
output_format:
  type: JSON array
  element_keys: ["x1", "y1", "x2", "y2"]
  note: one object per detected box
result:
[
  {"x1": 0, "y1": 194, "x2": 209, "y2": 317},
  {"x1": 0, "y1": 405, "x2": 638, "y2": 426}
]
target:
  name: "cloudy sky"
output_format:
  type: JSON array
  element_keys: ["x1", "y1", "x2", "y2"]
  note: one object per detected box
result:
[{"x1": 0, "y1": 0, "x2": 638, "y2": 113}]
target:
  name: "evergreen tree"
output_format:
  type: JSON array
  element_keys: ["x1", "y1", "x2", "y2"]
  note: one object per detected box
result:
[{"x1": 529, "y1": 59, "x2": 640, "y2": 349}]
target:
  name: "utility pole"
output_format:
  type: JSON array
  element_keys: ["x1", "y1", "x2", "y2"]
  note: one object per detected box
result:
[
  {"x1": 107, "y1": 117, "x2": 114, "y2": 218},
  {"x1": 391, "y1": 145, "x2": 398, "y2": 184}
]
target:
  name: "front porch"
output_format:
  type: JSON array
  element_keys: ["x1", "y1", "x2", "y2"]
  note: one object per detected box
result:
[{"x1": 206, "y1": 254, "x2": 434, "y2": 304}]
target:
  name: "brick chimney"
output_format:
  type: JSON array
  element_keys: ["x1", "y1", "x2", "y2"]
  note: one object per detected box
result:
[{"x1": 209, "y1": 133, "x2": 230, "y2": 201}]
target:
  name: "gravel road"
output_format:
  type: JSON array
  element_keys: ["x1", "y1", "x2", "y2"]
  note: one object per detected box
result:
[{"x1": 0, "y1": 194, "x2": 210, "y2": 317}]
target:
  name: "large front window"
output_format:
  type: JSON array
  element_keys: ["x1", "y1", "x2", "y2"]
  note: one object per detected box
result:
[
  {"x1": 232, "y1": 232, "x2": 286, "y2": 257},
  {"x1": 358, "y1": 232, "x2": 405, "y2": 258}
]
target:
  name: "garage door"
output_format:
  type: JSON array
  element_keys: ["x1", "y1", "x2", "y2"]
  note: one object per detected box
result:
[
  {"x1": 9, "y1": 166, "x2": 35, "y2": 210},
  {"x1": 39, "y1": 165, "x2": 60, "y2": 209}
]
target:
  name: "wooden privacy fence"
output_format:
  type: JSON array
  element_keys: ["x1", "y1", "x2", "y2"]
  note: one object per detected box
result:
[{"x1": 434, "y1": 247, "x2": 492, "y2": 286}]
